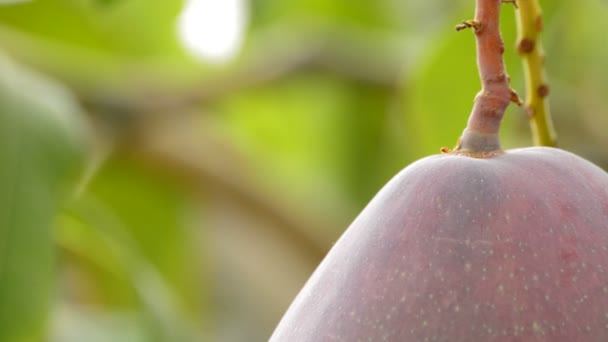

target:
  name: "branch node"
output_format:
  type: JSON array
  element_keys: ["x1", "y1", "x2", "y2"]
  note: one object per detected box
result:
[
  {"x1": 510, "y1": 89, "x2": 524, "y2": 106},
  {"x1": 455, "y1": 20, "x2": 481, "y2": 32},
  {"x1": 526, "y1": 106, "x2": 536, "y2": 118},
  {"x1": 535, "y1": 16, "x2": 543, "y2": 32},
  {"x1": 537, "y1": 84, "x2": 550, "y2": 98},
  {"x1": 518, "y1": 39, "x2": 535, "y2": 54}
]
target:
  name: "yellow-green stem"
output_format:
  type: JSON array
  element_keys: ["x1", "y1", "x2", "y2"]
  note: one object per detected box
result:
[{"x1": 515, "y1": 0, "x2": 557, "y2": 146}]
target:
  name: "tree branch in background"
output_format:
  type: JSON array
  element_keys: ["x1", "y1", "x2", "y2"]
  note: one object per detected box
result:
[
  {"x1": 514, "y1": 0, "x2": 557, "y2": 146},
  {"x1": 75, "y1": 30, "x2": 406, "y2": 275},
  {"x1": 81, "y1": 30, "x2": 403, "y2": 121},
  {"x1": 124, "y1": 115, "x2": 337, "y2": 264}
]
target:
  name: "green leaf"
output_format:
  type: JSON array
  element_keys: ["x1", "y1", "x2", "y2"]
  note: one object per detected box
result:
[
  {"x1": 93, "y1": 0, "x2": 122, "y2": 7},
  {"x1": 55, "y1": 157, "x2": 206, "y2": 341},
  {"x1": 0, "y1": 0, "x2": 196, "y2": 90},
  {"x1": 0, "y1": 0, "x2": 32, "y2": 5},
  {"x1": 0, "y1": 54, "x2": 83, "y2": 341}
]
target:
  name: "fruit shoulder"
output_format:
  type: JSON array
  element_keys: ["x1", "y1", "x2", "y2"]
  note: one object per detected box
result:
[{"x1": 271, "y1": 147, "x2": 608, "y2": 341}]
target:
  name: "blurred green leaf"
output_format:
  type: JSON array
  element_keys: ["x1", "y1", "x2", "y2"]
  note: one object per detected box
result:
[
  {"x1": 0, "y1": 0, "x2": 31, "y2": 4},
  {"x1": 93, "y1": 0, "x2": 122, "y2": 8},
  {"x1": 215, "y1": 74, "x2": 356, "y2": 210},
  {"x1": 0, "y1": 0, "x2": 197, "y2": 92},
  {"x1": 55, "y1": 157, "x2": 206, "y2": 341},
  {"x1": 402, "y1": 19, "x2": 478, "y2": 160},
  {"x1": 250, "y1": 0, "x2": 392, "y2": 31},
  {"x1": 88, "y1": 159, "x2": 204, "y2": 314},
  {"x1": 0, "y1": 0, "x2": 185, "y2": 56},
  {"x1": 0, "y1": 54, "x2": 83, "y2": 341}
]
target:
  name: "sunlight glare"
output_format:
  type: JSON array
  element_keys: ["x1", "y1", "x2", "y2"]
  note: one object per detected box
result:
[{"x1": 178, "y1": 0, "x2": 247, "y2": 63}]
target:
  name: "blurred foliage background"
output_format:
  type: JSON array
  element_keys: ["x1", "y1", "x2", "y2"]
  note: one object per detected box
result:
[{"x1": 1, "y1": 0, "x2": 608, "y2": 341}]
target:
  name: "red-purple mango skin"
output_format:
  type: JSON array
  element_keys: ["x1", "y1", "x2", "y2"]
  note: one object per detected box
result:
[{"x1": 270, "y1": 147, "x2": 608, "y2": 342}]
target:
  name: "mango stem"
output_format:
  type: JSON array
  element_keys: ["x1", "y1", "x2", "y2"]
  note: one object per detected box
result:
[{"x1": 456, "y1": 0, "x2": 514, "y2": 154}]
